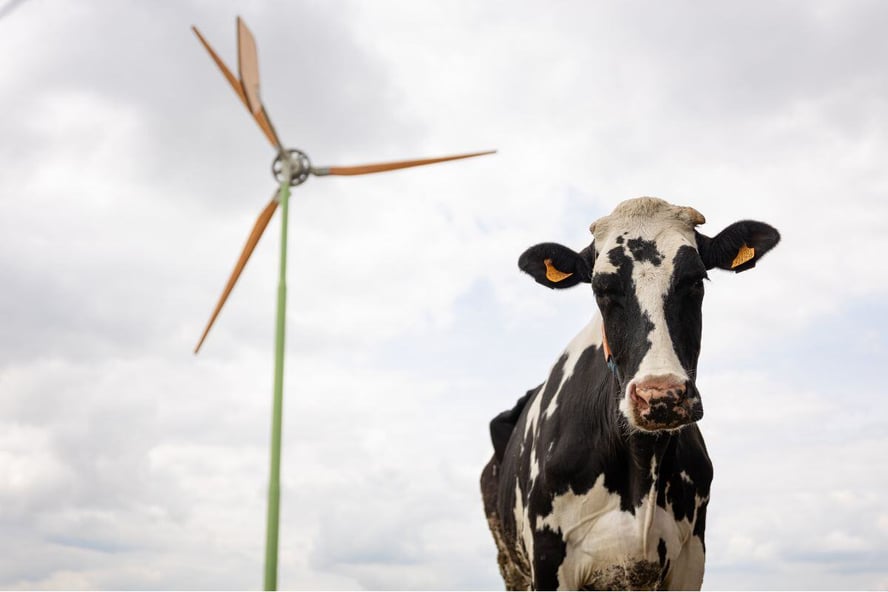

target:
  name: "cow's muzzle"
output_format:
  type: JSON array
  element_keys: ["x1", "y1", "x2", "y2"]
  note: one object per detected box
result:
[{"x1": 629, "y1": 376, "x2": 703, "y2": 431}]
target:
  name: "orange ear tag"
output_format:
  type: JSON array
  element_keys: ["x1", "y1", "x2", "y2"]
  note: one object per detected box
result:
[
  {"x1": 601, "y1": 325, "x2": 613, "y2": 361},
  {"x1": 601, "y1": 325, "x2": 619, "y2": 376},
  {"x1": 731, "y1": 244, "x2": 756, "y2": 269},
  {"x1": 543, "y1": 258, "x2": 573, "y2": 282}
]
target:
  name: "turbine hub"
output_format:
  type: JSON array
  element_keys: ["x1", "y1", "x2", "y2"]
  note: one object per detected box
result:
[{"x1": 272, "y1": 148, "x2": 312, "y2": 186}]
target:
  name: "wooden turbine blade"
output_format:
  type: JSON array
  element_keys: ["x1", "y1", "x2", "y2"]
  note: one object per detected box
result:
[
  {"x1": 237, "y1": 17, "x2": 262, "y2": 116},
  {"x1": 195, "y1": 196, "x2": 279, "y2": 354},
  {"x1": 314, "y1": 150, "x2": 497, "y2": 176},
  {"x1": 191, "y1": 24, "x2": 281, "y2": 150}
]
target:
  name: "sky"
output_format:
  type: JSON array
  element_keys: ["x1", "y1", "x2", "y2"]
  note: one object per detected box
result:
[{"x1": 1, "y1": 0, "x2": 887, "y2": 589}]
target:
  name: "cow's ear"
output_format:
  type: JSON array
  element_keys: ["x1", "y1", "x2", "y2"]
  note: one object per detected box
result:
[
  {"x1": 518, "y1": 242, "x2": 593, "y2": 289},
  {"x1": 696, "y1": 221, "x2": 780, "y2": 273}
]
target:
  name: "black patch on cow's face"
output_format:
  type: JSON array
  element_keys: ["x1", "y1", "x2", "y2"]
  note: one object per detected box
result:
[
  {"x1": 593, "y1": 246, "x2": 654, "y2": 394},
  {"x1": 627, "y1": 237, "x2": 663, "y2": 266},
  {"x1": 663, "y1": 245, "x2": 707, "y2": 409},
  {"x1": 607, "y1": 244, "x2": 628, "y2": 270}
]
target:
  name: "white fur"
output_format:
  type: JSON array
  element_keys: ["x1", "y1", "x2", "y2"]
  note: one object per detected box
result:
[
  {"x1": 513, "y1": 317, "x2": 604, "y2": 585},
  {"x1": 591, "y1": 198, "x2": 701, "y2": 429},
  {"x1": 536, "y1": 475, "x2": 706, "y2": 590}
]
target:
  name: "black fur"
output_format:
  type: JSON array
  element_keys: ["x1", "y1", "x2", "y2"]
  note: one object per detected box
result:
[
  {"x1": 696, "y1": 220, "x2": 780, "y2": 272},
  {"x1": 533, "y1": 527, "x2": 568, "y2": 590},
  {"x1": 594, "y1": 246, "x2": 655, "y2": 390},
  {"x1": 627, "y1": 237, "x2": 663, "y2": 266},
  {"x1": 490, "y1": 389, "x2": 535, "y2": 463},
  {"x1": 663, "y1": 245, "x2": 707, "y2": 405},
  {"x1": 518, "y1": 242, "x2": 593, "y2": 289}
]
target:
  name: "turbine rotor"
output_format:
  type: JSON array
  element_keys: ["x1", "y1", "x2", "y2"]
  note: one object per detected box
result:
[{"x1": 271, "y1": 148, "x2": 312, "y2": 187}]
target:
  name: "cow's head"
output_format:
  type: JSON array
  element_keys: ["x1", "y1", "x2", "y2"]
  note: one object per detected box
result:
[{"x1": 519, "y1": 197, "x2": 780, "y2": 432}]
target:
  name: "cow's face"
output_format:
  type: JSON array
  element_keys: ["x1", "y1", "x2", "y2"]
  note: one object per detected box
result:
[
  {"x1": 589, "y1": 199, "x2": 708, "y2": 431},
  {"x1": 518, "y1": 197, "x2": 780, "y2": 432}
]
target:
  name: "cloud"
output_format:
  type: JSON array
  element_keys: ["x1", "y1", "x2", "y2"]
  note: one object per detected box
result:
[{"x1": 2, "y1": 0, "x2": 888, "y2": 589}]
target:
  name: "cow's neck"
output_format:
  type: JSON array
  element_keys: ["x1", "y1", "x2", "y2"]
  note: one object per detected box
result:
[
  {"x1": 596, "y1": 355, "x2": 675, "y2": 509},
  {"x1": 552, "y1": 317, "x2": 683, "y2": 508},
  {"x1": 621, "y1": 421, "x2": 672, "y2": 507}
]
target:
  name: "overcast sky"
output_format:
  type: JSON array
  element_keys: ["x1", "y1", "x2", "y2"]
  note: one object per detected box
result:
[{"x1": 1, "y1": 1, "x2": 887, "y2": 589}]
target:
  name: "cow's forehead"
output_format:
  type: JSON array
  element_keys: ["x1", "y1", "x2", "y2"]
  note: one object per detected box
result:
[{"x1": 590, "y1": 197, "x2": 704, "y2": 259}]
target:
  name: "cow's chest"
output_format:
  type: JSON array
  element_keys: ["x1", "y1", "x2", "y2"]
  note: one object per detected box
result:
[{"x1": 520, "y1": 474, "x2": 704, "y2": 590}]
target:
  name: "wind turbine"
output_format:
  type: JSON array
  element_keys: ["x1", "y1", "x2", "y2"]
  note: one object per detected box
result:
[{"x1": 190, "y1": 16, "x2": 494, "y2": 591}]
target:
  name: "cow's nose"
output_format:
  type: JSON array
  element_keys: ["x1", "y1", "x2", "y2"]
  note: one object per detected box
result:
[
  {"x1": 630, "y1": 376, "x2": 687, "y2": 410},
  {"x1": 627, "y1": 375, "x2": 702, "y2": 431}
]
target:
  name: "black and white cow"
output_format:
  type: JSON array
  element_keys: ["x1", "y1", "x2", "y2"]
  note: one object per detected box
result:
[{"x1": 481, "y1": 197, "x2": 780, "y2": 590}]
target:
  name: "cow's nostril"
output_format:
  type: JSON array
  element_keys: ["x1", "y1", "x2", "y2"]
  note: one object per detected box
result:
[{"x1": 630, "y1": 386, "x2": 650, "y2": 410}]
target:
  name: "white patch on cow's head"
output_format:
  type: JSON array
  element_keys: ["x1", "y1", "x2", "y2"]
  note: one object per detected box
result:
[
  {"x1": 589, "y1": 197, "x2": 705, "y2": 240},
  {"x1": 589, "y1": 197, "x2": 706, "y2": 430}
]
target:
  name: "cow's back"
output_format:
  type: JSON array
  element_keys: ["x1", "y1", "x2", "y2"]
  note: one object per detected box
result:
[{"x1": 482, "y1": 386, "x2": 539, "y2": 589}]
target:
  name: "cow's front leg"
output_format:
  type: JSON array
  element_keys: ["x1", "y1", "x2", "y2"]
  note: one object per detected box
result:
[
  {"x1": 660, "y1": 534, "x2": 705, "y2": 590},
  {"x1": 531, "y1": 527, "x2": 567, "y2": 590}
]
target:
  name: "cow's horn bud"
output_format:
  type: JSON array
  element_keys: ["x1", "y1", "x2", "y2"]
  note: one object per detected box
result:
[{"x1": 684, "y1": 207, "x2": 706, "y2": 226}]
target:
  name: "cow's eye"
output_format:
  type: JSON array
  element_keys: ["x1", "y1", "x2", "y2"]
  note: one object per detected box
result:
[
  {"x1": 595, "y1": 287, "x2": 624, "y2": 308},
  {"x1": 592, "y1": 275, "x2": 622, "y2": 294},
  {"x1": 682, "y1": 274, "x2": 707, "y2": 295},
  {"x1": 596, "y1": 295, "x2": 622, "y2": 312},
  {"x1": 592, "y1": 275, "x2": 626, "y2": 309}
]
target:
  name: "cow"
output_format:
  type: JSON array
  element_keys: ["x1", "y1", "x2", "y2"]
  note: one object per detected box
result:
[{"x1": 481, "y1": 197, "x2": 780, "y2": 590}]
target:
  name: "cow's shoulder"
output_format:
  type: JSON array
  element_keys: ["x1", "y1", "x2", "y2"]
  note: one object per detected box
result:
[
  {"x1": 530, "y1": 316, "x2": 610, "y2": 449},
  {"x1": 672, "y1": 424, "x2": 714, "y2": 496},
  {"x1": 535, "y1": 341, "x2": 620, "y2": 497}
]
